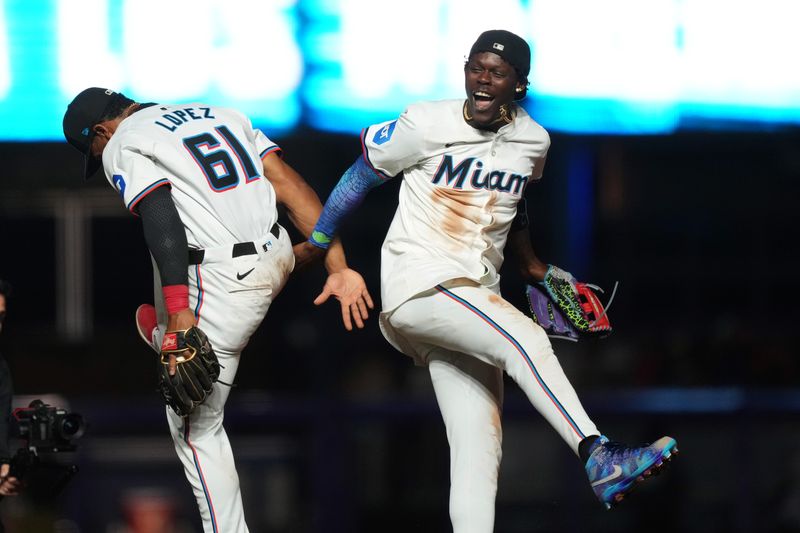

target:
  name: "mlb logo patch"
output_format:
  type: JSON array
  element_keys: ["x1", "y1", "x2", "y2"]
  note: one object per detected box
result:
[
  {"x1": 373, "y1": 121, "x2": 397, "y2": 145},
  {"x1": 263, "y1": 240, "x2": 273, "y2": 252},
  {"x1": 493, "y1": 43, "x2": 504, "y2": 51}
]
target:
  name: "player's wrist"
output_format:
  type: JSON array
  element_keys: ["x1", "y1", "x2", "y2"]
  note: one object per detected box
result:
[
  {"x1": 165, "y1": 308, "x2": 196, "y2": 335},
  {"x1": 526, "y1": 260, "x2": 548, "y2": 282},
  {"x1": 309, "y1": 230, "x2": 332, "y2": 250},
  {"x1": 322, "y1": 240, "x2": 349, "y2": 274},
  {"x1": 162, "y1": 284, "x2": 189, "y2": 314}
]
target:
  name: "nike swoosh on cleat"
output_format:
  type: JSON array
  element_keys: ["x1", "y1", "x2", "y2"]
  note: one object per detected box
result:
[
  {"x1": 236, "y1": 268, "x2": 255, "y2": 280},
  {"x1": 591, "y1": 465, "x2": 623, "y2": 487}
]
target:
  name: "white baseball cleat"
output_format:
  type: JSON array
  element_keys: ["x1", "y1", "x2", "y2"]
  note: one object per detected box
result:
[{"x1": 135, "y1": 304, "x2": 159, "y2": 353}]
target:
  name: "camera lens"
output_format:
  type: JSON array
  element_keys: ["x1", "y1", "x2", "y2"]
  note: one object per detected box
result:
[{"x1": 59, "y1": 414, "x2": 86, "y2": 439}]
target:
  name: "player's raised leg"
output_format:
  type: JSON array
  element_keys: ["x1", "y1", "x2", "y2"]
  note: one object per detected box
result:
[
  {"x1": 395, "y1": 282, "x2": 599, "y2": 450},
  {"x1": 430, "y1": 282, "x2": 678, "y2": 508},
  {"x1": 428, "y1": 348, "x2": 504, "y2": 533},
  {"x1": 167, "y1": 350, "x2": 247, "y2": 533}
]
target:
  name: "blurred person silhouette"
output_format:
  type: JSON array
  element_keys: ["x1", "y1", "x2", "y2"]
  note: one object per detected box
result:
[{"x1": 0, "y1": 278, "x2": 21, "y2": 533}]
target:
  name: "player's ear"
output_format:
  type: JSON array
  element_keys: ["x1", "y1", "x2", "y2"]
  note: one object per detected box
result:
[
  {"x1": 514, "y1": 79, "x2": 528, "y2": 100},
  {"x1": 92, "y1": 123, "x2": 108, "y2": 138}
]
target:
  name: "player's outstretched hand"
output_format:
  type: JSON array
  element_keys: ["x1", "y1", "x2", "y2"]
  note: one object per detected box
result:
[{"x1": 314, "y1": 268, "x2": 374, "y2": 331}]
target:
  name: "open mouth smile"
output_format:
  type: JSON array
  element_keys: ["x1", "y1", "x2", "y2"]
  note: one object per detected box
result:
[{"x1": 472, "y1": 91, "x2": 494, "y2": 112}]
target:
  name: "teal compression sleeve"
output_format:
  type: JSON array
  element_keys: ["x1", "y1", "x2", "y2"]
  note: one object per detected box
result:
[{"x1": 309, "y1": 156, "x2": 387, "y2": 249}]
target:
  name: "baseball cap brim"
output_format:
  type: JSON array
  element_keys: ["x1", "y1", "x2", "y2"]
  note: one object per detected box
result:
[{"x1": 84, "y1": 153, "x2": 102, "y2": 179}]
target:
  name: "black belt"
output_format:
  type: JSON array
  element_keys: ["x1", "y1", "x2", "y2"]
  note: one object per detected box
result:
[{"x1": 188, "y1": 223, "x2": 280, "y2": 265}]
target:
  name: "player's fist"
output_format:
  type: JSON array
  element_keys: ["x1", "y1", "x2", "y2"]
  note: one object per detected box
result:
[{"x1": 292, "y1": 241, "x2": 324, "y2": 271}]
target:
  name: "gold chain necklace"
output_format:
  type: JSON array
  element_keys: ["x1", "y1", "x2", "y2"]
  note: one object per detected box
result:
[{"x1": 462, "y1": 101, "x2": 515, "y2": 127}]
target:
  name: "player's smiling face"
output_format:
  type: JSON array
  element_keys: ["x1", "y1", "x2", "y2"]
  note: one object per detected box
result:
[{"x1": 464, "y1": 52, "x2": 521, "y2": 128}]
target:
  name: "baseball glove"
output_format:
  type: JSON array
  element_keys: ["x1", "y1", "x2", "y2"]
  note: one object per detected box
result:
[
  {"x1": 525, "y1": 265, "x2": 614, "y2": 341},
  {"x1": 158, "y1": 326, "x2": 220, "y2": 417}
]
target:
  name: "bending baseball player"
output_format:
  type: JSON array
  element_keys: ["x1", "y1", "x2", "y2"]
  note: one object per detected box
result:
[
  {"x1": 309, "y1": 30, "x2": 678, "y2": 530},
  {"x1": 63, "y1": 88, "x2": 373, "y2": 532}
]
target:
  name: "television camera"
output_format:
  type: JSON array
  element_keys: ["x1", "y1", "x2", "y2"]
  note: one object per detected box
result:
[{"x1": 5, "y1": 399, "x2": 85, "y2": 500}]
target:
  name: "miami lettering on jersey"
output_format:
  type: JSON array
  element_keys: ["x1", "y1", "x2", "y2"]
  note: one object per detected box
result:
[{"x1": 432, "y1": 155, "x2": 528, "y2": 195}]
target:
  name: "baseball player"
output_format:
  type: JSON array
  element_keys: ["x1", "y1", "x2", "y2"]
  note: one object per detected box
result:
[
  {"x1": 62, "y1": 88, "x2": 373, "y2": 533},
  {"x1": 309, "y1": 30, "x2": 677, "y2": 530}
]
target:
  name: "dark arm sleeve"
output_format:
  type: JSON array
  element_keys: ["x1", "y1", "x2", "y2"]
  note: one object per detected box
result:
[
  {"x1": 136, "y1": 185, "x2": 189, "y2": 287},
  {"x1": 0, "y1": 355, "x2": 13, "y2": 462}
]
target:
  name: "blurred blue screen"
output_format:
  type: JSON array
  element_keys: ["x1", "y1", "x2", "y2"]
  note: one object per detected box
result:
[{"x1": 1, "y1": 0, "x2": 798, "y2": 140}]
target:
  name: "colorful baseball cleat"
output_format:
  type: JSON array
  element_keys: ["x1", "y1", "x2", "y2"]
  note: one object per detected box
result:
[
  {"x1": 135, "y1": 303, "x2": 159, "y2": 353},
  {"x1": 585, "y1": 435, "x2": 678, "y2": 509}
]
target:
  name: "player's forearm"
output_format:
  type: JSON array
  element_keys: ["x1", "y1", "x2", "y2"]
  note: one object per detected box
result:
[
  {"x1": 283, "y1": 184, "x2": 325, "y2": 238},
  {"x1": 507, "y1": 227, "x2": 548, "y2": 283},
  {"x1": 137, "y1": 187, "x2": 193, "y2": 315},
  {"x1": 138, "y1": 187, "x2": 189, "y2": 288},
  {"x1": 264, "y1": 153, "x2": 327, "y2": 239},
  {"x1": 309, "y1": 156, "x2": 385, "y2": 249}
]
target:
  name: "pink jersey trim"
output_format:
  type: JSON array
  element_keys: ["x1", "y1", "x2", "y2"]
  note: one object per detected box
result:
[
  {"x1": 259, "y1": 145, "x2": 283, "y2": 159},
  {"x1": 193, "y1": 264, "x2": 205, "y2": 326},
  {"x1": 127, "y1": 179, "x2": 171, "y2": 215}
]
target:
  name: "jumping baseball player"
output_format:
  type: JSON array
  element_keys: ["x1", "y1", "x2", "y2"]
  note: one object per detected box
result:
[
  {"x1": 62, "y1": 88, "x2": 373, "y2": 533},
  {"x1": 309, "y1": 30, "x2": 677, "y2": 531}
]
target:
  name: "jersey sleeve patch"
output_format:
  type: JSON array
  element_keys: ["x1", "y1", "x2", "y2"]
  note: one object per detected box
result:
[
  {"x1": 372, "y1": 120, "x2": 397, "y2": 145},
  {"x1": 360, "y1": 130, "x2": 394, "y2": 180},
  {"x1": 112, "y1": 174, "x2": 126, "y2": 198}
]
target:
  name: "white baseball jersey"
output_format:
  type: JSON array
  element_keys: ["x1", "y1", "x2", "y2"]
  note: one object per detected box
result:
[
  {"x1": 103, "y1": 103, "x2": 280, "y2": 248},
  {"x1": 369, "y1": 101, "x2": 600, "y2": 533},
  {"x1": 361, "y1": 99, "x2": 550, "y2": 312},
  {"x1": 101, "y1": 103, "x2": 295, "y2": 533}
]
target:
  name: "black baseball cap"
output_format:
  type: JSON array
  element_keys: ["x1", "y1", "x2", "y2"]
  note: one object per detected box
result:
[
  {"x1": 469, "y1": 30, "x2": 531, "y2": 99},
  {"x1": 62, "y1": 87, "x2": 122, "y2": 178}
]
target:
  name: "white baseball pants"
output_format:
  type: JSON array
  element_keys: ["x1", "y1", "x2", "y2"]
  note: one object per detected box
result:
[
  {"x1": 383, "y1": 278, "x2": 599, "y2": 533},
  {"x1": 153, "y1": 225, "x2": 294, "y2": 533}
]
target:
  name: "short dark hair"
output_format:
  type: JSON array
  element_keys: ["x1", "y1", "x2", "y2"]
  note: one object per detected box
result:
[
  {"x1": 99, "y1": 93, "x2": 136, "y2": 122},
  {"x1": 0, "y1": 278, "x2": 12, "y2": 299}
]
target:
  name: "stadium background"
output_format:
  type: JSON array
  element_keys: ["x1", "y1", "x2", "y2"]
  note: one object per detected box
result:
[{"x1": 1, "y1": 1, "x2": 799, "y2": 532}]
